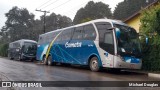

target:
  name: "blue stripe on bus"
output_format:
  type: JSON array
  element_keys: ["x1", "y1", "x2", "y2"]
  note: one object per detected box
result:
[
  {"x1": 37, "y1": 40, "x2": 101, "y2": 65},
  {"x1": 36, "y1": 40, "x2": 103, "y2": 66},
  {"x1": 51, "y1": 43, "x2": 82, "y2": 64}
]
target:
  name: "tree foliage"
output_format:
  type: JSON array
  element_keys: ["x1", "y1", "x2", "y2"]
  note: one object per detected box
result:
[
  {"x1": 4, "y1": 6, "x2": 35, "y2": 42},
  {"x1": 45, "y1": 13, "x2": 72, "y2": 32},
  {"x1": 0, "y1": 6, "x2": 72, "y2": 57},
  {"x1": 140, "y1": 3, "x2": 160, "y2": 71},
  {"x1": 113, "y1": 0, "x2": 155, "y2": 20},
  {"x1": 73, "y1": 1, "x2": 112, "y2": 24},
  {"x1": 0, "y1": 6, "x2": 72, "y2": 43},
  {"x1": 0, "y1": 43, "x2": 8, "y2": 57},
  {"x1": 32, "y1": 13, "x2": 72, "y2": 41}
]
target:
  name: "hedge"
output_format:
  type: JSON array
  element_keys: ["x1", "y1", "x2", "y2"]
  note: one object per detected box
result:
[
  {"x1": 0, "y1": 43, "x2": 9, "y2": 57},
  {"x1": 140, "y1": 3, "x2": 160, "y2": 71}
]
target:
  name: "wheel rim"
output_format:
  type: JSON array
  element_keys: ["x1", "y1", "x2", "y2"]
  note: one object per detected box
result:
[
  {"x1": 18, "y1": 55, "x2": 21, "y2": 60},
  {"x1": 91, "y1": 59, "x2": 98, "y2": 70},
  {"x1": 48, "y1": 57, "x2": 51, "y2": 65},
  {"x1": 47, "y1": 56, "x2": 52, "y2": 65},
  {"x1": 42, "y1": 57, "x2": 45, "y2": 63},
  {"x1": 43, "y1": 56, "x2": 47, "y2": 64}
]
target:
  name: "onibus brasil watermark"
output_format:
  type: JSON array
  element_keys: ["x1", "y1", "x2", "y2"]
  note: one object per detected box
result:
[{"x1": 1, "y1": 82, "x2": 42, "y2": 88}]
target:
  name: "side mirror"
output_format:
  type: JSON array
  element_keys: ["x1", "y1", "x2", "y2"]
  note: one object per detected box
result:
[{"x1": 115, "y1": 28, "x2": 121, "y2": 39}]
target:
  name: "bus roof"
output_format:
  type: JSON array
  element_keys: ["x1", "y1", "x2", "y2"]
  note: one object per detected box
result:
[
  {"x1": 40, "y1": 19, "x2": 129, "y2": 36},
  {"x1": 10, "y1": 39, "x2": 37, "y2": 44}
]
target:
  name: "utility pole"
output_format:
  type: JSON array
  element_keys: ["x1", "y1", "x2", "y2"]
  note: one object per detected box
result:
[{"x1": 35, "y1": 9, "x2": 50, "y2": 33}]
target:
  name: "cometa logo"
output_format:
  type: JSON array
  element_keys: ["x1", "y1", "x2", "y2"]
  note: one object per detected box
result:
[{"x1": 65, "y1": 42, "x2": 82, "y2": 48}]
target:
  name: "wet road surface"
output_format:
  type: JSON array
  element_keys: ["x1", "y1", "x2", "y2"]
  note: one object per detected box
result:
[{"x1": 0, "y1": 57, "x2": 160, "y2": 90}]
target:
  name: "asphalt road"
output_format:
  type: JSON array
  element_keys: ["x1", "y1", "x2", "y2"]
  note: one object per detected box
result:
[{"x1": 0, "y1": 57, "x2": 160, "y2": 90}]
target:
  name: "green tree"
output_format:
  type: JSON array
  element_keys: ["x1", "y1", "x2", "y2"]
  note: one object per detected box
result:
[
  {"x1": 140, "y1": 3, "x2": 160, "y2": 71},
  {"x1": 0, "y1": 6, "x2": 73, "y2": 57},
  {"x1": 73, "y1": 1, "x2": 112, "y2": 24},
  {"x1": 1, "y1": 7, "x2": 72, "y2": 42},
  {"x1": 113, "y1": 0, "x2": 155, "y2": 20},
  {"x1": 4, "y1": 6, "x2": 35, "y2": 42},
  {"x1": 0, "y1": 26, "x2": 10, "y2": 43},
  {"x1": 32, "y1": 12, "x2": 72, "y2": 38}
]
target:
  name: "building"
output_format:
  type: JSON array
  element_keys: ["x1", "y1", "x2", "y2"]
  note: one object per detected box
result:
[{"x1": 123, "y1": 0, "x2": 159, "y2": 33}]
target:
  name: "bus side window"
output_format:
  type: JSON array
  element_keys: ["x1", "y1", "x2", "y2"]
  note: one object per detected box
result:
[
  {"x1": 13, "y1": 42, "x2": 20, "y2": 48},
  {"x1": 44, "y1": 35, "x2": 48, "y2": 43},
  {"x1": 48, "y1": 32, "x2": 54, "y2": 43},
  {"x1": 54, "y1": 31, "x2": 61, "y2": 41},
  {"x1": 47, "y1": 34, "x2": 50, "y2": 43},
  {"x1": 95, "y1": 22, "x2": 112, "y2": 42},
  {"x1": 83, "y1": 24, "x2": 96, "y2": 40},
  {"x1": 38, "y1": 36, "x2": 44, "y2": 45},
  {"x1": 46, "y1": 32, "x2": 53, "y2": 43},
  {"x1": 9, "y1": 43, "x2": 13, "y2": 48},
  {"x1": 51, "y1": 32, "x2": 57, "y2": 42},
  {"x1": 72, "y1": 26, "x2": 83, "y2": 40},
  {"x1": 61, "y1": 28, "x2": 73, "y2": 41},
  {"x1": 104, "y1": 32, "x2": 114, "y2": 45},
  {"x1": 12, "y1": 43, "x2": 16, "y2": 48}
]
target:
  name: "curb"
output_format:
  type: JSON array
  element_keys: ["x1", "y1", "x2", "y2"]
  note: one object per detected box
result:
[
  {"x1": 123, "y1": 70, "x2": 160, "y2": 79},
  {"x1": 122, "y1": 70, "x2": 148, "y2": 75},
  {"x1": 148, "y1": 73, "x2": 160, "y2": 79}
]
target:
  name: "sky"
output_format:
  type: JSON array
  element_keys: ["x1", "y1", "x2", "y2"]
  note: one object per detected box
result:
[{"x1": 0, "y1": 0, "x2": 124, "y2": 29}]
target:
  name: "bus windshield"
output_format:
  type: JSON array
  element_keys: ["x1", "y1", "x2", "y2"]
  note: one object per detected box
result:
[
  {"x1": 114, "y1": 24, "x2": 141, "y2": 57},
  {"x1": 23, "y1": 42, "x2": 37, "y2": 55}
]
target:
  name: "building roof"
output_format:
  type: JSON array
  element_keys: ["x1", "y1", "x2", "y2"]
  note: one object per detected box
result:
[{"x1": 123, "y1": 0, "x2": 159, "y2": 22}]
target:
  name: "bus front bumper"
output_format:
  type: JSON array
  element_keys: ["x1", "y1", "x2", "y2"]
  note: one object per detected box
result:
[
  {"x1": 22, "y1": 54, "x2": 36, "y2": 60},
  {"x1": 113, "y1": 56, "x2": 142, "y2": 70}
]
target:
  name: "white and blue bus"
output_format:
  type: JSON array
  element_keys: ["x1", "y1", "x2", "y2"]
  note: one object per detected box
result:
[{"x1": 36, "y1": 19, "x2": 142, "y2": 71}]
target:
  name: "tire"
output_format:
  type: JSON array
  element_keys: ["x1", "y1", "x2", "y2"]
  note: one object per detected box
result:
[
  {"x1": 8, "y1": 53, "x2": 13, "y2": 60},
  {"x1": 18, "y1": 54, "x2": 22, "y2": 61},
  {"x1": 89, "y1": 57, "x2": 100, "y2": 72},
  {"x1": 11, "y1": 57, "x2": 14, "y2": 60},
  {"x1": 31, "y1": 59, "x2": 34, "y2": 62},
  {"x1": 47, "y1": 55, "x2": 53, "y2": 66},
  {"x1": 8, "y1": 55, "x2": 13, "y2": 60},
  {"x1": 9, "y1": 56, "x2": 13, "y2": 60},
  {"x1": 43, "y1": 56, "x2": 48, "y2": 65}
]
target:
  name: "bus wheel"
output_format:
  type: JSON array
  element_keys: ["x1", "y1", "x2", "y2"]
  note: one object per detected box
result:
[
  {"x1": 89, "y1": 57, "x2": 100, "y2": 72},
  {"x1": 9, "y1": 57, "x2": 13, "y2": 60},
  {"x1": 43, "y1": 56, "x2": 48, "y2": 65},
  {"x1": 18, "y1": 55, "x2": 22, "y2": 61},
  {"x1": 31, "y1": 59, "x2": 34, "y2": 62},
  {"x1": 47, "y1": 56, "x2": 53, "y2": 66},
  {"x1": 8, "y1": 55, "x2": 13, "y2": 60}
]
